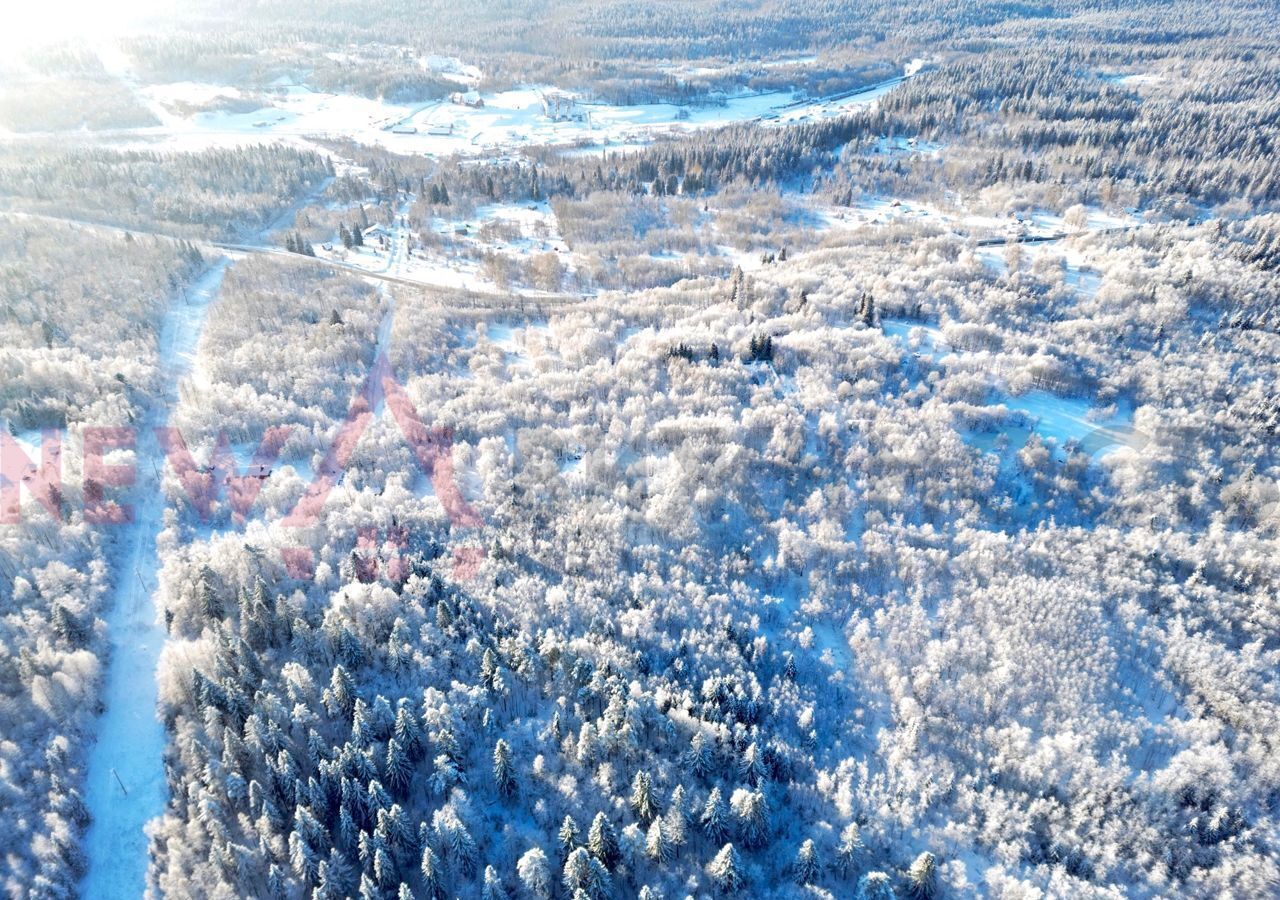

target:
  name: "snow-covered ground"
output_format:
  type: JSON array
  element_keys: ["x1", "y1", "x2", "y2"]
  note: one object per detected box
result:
[
  {"x1": 1103, "y1": 71, "x2": 1166, "y2": 89},
  {"x1": 816, "y1": 196, "x2": 1139, "y2": 243},
  {"x1": 764, "y1": 74, "x2": 912, "y2": 126},
  {"x1": 881, "y1": 316, "x2": 1135, "y2": 457},
  {"x1": 882, "y1": 319, "x2": 947, "y2": 361},
  {"x1": 80, "y1": 260, "x2": 229, "y2": 899},
  {"x1": 814, "y1": 196, "x2": 996, "y2": 233},
  {"x1": 977, "y1": 242, "x2": 1104, "y2": 295},
  {"x1": 868, "y1": 134, "x2": 943, "y2": 156},
  {"x1": 419, "y1": 55, "x2": 483, "y2": 85},
  {"x1": 313, "y1": 199, "x2": 576, "y2": 296},
  {"x1": 997, "y1": 390, "x2": 1134, "y2": 455},
  {"x1": 481, "y1": 319, "x2": 554, "y2": 371},
  {"x1": 40, "y1": 55, "x2": 920, "y2": 158}
]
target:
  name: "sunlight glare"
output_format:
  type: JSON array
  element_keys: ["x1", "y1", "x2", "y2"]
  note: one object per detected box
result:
[{"x1": 0, "y1": 0, "x2": 175, "y2": 54}]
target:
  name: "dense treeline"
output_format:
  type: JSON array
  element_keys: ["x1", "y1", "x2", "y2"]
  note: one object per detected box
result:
[
  {"x1": 6, "y1": 1, "x2": 1280, "y2": 897},
  {"x1": 0, "y1": 78, "x2": 159, "y2": 133},
  {"x1": 863, "y1": 44, "x2": 1280, "y2": 208},
  {"x1": 140, "y1": 200, "x2": 1280, "y2": 898},
  {"x1": 0, "y1": 145, "x2": 333, "y2": 240},
  {"x1": 0, "y1": 218, "x2": 210, "y2": 898},
  {"x1": 0, "y1": 217, "x2": 205, "y2": 428}
]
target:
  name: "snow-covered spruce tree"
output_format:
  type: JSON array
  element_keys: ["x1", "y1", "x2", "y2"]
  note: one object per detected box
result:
[
  {"x1": 630, "y1": 769, "x2": 660, "y2": 823},
  {"x1": 588, "y1": 812, "x2": 620, "y2": 870},
  {"x1": 707, "y1": 842, "x2": 744, "y2": 894},
  {"x1": 904, "y1": 851, "x2": 937, "y2": 899},
  {"x1": 685, "y1": 732, "x2": 714, "y2": 779},
  {"x1": 730, "y1": 787, "x2": 769, "y2": 850},
  {"x1": 857, "y1": 871, "x2": 897, "y2": 900},
  {"x1": 834, "y1": 822, "x2": 865, "y2": 879},
  {"x1": 419, "y1": 845, "x2": 446, "y2": 900},
  {"x1": 645, "y1": 818, "x2": 673, "y2": 864},
  {"x1": 483, "y1": 864, "x2": 509, "y2": 900},
  {"x1": 493, "y1": 738, "x2": 516, "y2": 797},
  {"x1": 664, "y1": 785, "x2": 688, "y2": 856},
  {"x1": 559, "y1": 814, "x2": 581, "y2": 856},
  {"x1": 563, "y1": 846, "x2": 611, "y2": 900},
  {"x1": 701, "y1": 787, "x2": 729, "y2": 844},
  {"x1": 794, "y1": 838, "x2": 820, "y2": 885}
]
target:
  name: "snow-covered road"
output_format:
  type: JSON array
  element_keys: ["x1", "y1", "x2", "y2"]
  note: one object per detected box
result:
[{"x1": 80, "y1": 260, "x2": 229, "y2": 899}]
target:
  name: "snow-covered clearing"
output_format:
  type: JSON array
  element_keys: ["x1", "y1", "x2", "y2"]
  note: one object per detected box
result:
[
  {"x1": 400, "y1": 72, "x2": 912, "y2": 154},
  {"x1": 977, "y1": 241, "x2": 1104, "y2": 295},
  {"x1": 313, "y1": 198, "x2": 577, "y2": 297},
  {"x1": 47, "y1": 60, "x2": 921, "y2": 159},
  {"x1": 419, "y1": 55, "x2": 483, "y2": 85},
  {"x1": 80, "y1": 260, "x2": 229, "y2": 899},
  {"x1": 995, "y1": 390, "x2": 1134, "y2": 455},
  {"x1": 426, "y1": 200, "x2": 567, "y2": 256},
  {"x1": 814, "y1": 196, "x2": 1140, "y2": 245},
  {"x1": 1103, "y1": 71, "x2": 1166, "y2": 89},
  {"x1": 869, "y1": 134, "x2": 943, "y2": 156},
  {"x1": 881, "y1": 316, "x2": 1135, "y2": 457},
  {"x1": 764, "y1": 73, "x2": 911, "y2": 126},
  {"x1": 480, "y1": 319, "x2": 554, "y2": 371}
]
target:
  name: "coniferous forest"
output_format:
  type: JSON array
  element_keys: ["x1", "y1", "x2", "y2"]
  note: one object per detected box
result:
[{"x1": 1, "y1": 2, "x2": 1279, "y2": 898}]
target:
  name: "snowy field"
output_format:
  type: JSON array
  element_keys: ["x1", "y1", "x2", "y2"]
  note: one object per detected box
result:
[
  {"x1": 23, "y1": 53, "x2": 921, "y2": 158},
  {"x1": 312, "y1": 199, "x2": 578, "y2": 296},
  {"x1": 816, "y1": 195, "x2": 1139, "y2": 243},
  {"x1": 882, "y1": 316, "x2": 1137, "y2": 458}
]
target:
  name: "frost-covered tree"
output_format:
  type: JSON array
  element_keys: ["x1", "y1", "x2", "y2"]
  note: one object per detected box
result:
[
  {"x1": 630, "y1": 770, "x2": 659, "y2": 823},
  {"x1": 559, "y1": 815, "x2": 581, "y2": 855},
  {"x1": 794, "y1": 839, "x2": 819, "y2": 885},
  {"x1": 730, "y1": 788, "x2": 768, "y2": 849},
  {"x1": 904, "y1": 852, "x2": 937, "y2": 900},
  {"x1": 664, "y1": 786, "x2": 688, "y2": 855},
  {"x1": 686, "y1": 733, "x2": 713, "y2": 779},
  {"x1": 517, "y1": 846, "x2": 552, "y2": 898},
  {"x1": 493, "y1": 738, "x2": 516, "y2": 797},
  {"x1": 587, "y1": 812, "x2": 620, "y2": 870},
  {"x1": 563, "y1": 847, "x2": 611, "y2": 900},
  {"x1": 645, "y1": 818, "x2": 672, "y2": 864},
  {"x1": 857, "y1": 872, "x2": 896, "y2": 900},
  {"x1": 701, "y1": 788, "x2": 729, "y2": 844},
  {"x1": 834, "y1": 823, "x2": 864, "y2": 879},
  {"x1": 483, "y1": 864, "x2": 509, "y2": 900},
  {"x1": 707, "y1": 843, "x2": 743, "y2": 894}
]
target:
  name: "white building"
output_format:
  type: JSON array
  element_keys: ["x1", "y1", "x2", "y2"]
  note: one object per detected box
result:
[{"x1": 540, "y1": 90, "x2": 581, "y2": 121}]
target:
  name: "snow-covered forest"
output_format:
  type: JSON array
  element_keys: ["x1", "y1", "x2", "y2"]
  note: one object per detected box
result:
[{"x1": 1, "y1": 1, "x2": 1279, "y2": 898}]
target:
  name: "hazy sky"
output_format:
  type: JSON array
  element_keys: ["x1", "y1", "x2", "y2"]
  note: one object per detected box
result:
[{"x1": 1, "y1": 0, "x2": 177, "y2": 54}]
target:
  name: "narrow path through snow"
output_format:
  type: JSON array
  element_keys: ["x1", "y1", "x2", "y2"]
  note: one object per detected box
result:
[
  {"x1": 78, "y1": 168, "x2": 341, "y2": 896},
  {"x1": 80, "y1": 260, "x2": 229, "y2": 899}
]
